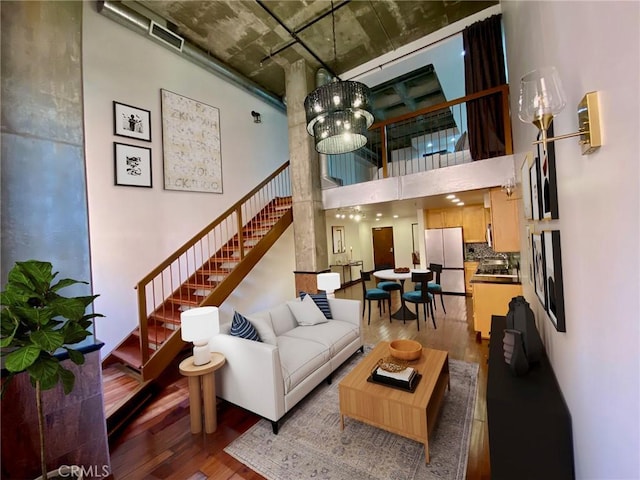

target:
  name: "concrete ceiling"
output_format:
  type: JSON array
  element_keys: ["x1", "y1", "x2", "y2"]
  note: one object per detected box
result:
[{"x1": 130, "y1": 0, "x2": 498, "y2": 100}]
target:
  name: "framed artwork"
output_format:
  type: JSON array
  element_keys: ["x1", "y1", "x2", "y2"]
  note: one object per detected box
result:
[
  {"x1": 161, "y1": 89, "x2": 222, "y2": 193},
  {"x1": 113, "y1": 101, "x2": 151, "y2": 142},
  {"x1": 531, "y1": 232, "x2": 546, "y2": 308},
  {"x1": 538, "y1": 124, "x2": 560, "y2": 219},
  {"x1": 114, "y1": 142, "x2": 152, "y2": 188},
  {"x1": 332, "y1": 226, "x2": 346, "y2": 254},
  {"x1": 529, "y1": 155, "x2": 542, "y2": 221},
  {"x1": 543, "y1": 230, "x2": 566, "y2": 332},
  {"x1": 521, "y1": 153, "x2": 533, "y2": 220},
  {"x1": 526, "y1": 225, "x2": 534, "y2": 285}
]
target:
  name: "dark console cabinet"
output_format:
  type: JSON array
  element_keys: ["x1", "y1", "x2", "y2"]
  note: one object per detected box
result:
[{"x1": 487, "y1": 316, "x2": 575, "y2": 479}]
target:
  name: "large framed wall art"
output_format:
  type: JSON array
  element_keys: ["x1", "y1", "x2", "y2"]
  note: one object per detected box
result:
[
  {"x1": 531, "y1": 232, "x2": 546, "y2": 308},
  {"x1": 543, "y1": 230, "x2": 566, "y2": 332},
  {"x1": 537, "y1": 124, "x2": 560, "y2": 219},
  {"x1": 161, "y1": 89, "x2": 223, "y2": 193}
]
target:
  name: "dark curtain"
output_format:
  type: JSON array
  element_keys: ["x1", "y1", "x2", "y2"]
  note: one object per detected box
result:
[{"x1": 463, "y1": 14, "x2": 507, "y2": 160}]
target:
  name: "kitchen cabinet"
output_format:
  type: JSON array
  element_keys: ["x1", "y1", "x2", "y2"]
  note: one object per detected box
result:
[
  {"x1": 472, "y1": 281, "x2": 522, "y2": 338},
  {"x1": 490, "y1": 187, "x2": 520, "y2": 252},
  {"x1": 425, "y1": 207, "x2": 463, "y2": 229},
  {"x1": 464, "y1": 261, "x2": 480, "y2": 295},
  {"x1": 462, "y1": 205, "x2": 486, "y2": 242}
]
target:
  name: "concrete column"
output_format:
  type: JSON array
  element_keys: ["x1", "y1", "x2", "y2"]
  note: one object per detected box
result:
[{"x1": 284, "y1": 59, "x2": 329, "y2": 293}]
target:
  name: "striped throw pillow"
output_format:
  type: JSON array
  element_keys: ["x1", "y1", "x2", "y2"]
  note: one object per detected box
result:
[
  {"x1": 230, "y1": 311, "x2": 261, "y2": 342},
  {"x1": 299, "y1": 291, "x2": 332, "y2": 319}
]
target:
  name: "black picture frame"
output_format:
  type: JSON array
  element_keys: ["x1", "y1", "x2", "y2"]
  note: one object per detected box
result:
[
  {"x1": 529, "y1": 155, "x2": 543, "y2": 221},
  {"x1": 537, "y1": 124, "x2": 559, "y2": 219},
  {"x1": 532, "y1": 232, "x2": 546, "y2": 308},
  {"x1": 114, "y1": 142, "x2": 153, "y2": 188},
  {"x1": 113, "y1": 101, "x2": 152, "y2": 142},
  {"x1": 543, "y1": 230, "x2": 566, "y2": 332}
]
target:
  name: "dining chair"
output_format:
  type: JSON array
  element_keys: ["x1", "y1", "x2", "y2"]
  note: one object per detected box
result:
[
  {"x1": 360, "y1": 270, "x2": 391, "y2": 325},
  {"x1": 427, "y1": 263, "x2": 446, "y2": 314},
  {"x1": 403, "y1": 271, "x2": 436, "y2": 330}
]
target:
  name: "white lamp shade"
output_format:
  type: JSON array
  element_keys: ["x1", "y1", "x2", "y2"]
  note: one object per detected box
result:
[
  {"x1": 180, "y1": 306, "x2": 219, "y2": 342},
  {"x1": 317, "y1": 272, "x2": 341, "y2": 292}
]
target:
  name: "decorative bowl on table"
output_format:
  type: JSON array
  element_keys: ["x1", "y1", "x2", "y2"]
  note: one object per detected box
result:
[
  {"x1": 393, "y1": 267, "x2": 410, "y2": 273},
  {"x1": 389, "y1": 339, "x2": 422, "y2": 361}
]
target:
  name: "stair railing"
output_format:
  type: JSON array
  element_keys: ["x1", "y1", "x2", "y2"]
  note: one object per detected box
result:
[{"x1": 134, "y1": 161, "x2": 291, "y2": 368}]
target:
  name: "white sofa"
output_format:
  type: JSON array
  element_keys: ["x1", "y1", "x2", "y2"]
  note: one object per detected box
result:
[{"x1": 210, "y1": 297, "x2": 362, "y2": 433}]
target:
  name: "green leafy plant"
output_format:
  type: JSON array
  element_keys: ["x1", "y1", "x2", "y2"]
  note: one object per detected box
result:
[{"x1": 1, "y1": 260, "x2": 103, "y2": 480}]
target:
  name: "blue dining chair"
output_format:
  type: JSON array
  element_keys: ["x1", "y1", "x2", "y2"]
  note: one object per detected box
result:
[
  {"x1": 403, "y1": 271, "x2": 436, "y2": 330},
  {"x1": 360, "y1": 270, "x2": 391, "y2": 325},
  {"x1": 414, "y1": 263, "x2": 446, "y2": 314}
]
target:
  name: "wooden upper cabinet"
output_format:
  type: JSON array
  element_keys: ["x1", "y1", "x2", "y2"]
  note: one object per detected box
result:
[
  {"x1": 425, "y1": 209, "x2": 444, "y2": 229},
  {"x1": 426, "y1": 208, "x2": 463, "y2": 229},
  {"x1": 462, "y1": 205, "x2": 486, "y2": 242},
  {"x1": 443, "y1": 208, "x2": 463, "y2": 228},
  {"x1": 490, "y1": 187, "x2": 520, "y2": 252}
]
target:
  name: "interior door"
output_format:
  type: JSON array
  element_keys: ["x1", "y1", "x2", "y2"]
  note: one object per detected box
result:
[{"x1": 372, "y1": 227, "x2": 395, "y2": 270}]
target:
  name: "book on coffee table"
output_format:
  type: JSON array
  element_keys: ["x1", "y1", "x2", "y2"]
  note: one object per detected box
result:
[{"x1": 369, "y1": 366, "x2": 421, "y2": 391}]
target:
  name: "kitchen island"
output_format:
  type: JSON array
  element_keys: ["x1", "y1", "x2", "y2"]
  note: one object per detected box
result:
[{"x1": 471, "y1": 260, "x2": 522, "y2": 339}]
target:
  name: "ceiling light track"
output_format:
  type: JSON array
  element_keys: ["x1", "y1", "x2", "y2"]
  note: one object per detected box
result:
[{"x1": 255, "y1": 0, "x2": 338, "y2": 78}]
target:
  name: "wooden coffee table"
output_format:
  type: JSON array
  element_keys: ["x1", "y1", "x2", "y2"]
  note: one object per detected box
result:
[{"x1": 338, "y1": 341, "x2": 449, "y2": 463}]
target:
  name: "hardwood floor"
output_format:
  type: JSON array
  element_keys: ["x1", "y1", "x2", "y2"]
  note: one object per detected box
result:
[{"x1": 109, "y1": 284, "x2": 491, "y2": 479}]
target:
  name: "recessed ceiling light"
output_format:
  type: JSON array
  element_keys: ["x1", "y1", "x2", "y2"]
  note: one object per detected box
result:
[
  {"x1": 376, "y1": 213, "x2": 382, "y2": 217},
  {"x1": 458, "y1": 202, "x2": 465, "y2": 206},
  {"x1": 393, "y1": 215, "x2": 399, "y2": 219},
  {"x1": 446, "y1": 194, "x2": 456, "y2": 199},
  {"x1": 375, "y1": 218, "x2": 380, "y2": 221},
  {"x1": 452, "y1": 198, "x2": 461, "y2": 203}
]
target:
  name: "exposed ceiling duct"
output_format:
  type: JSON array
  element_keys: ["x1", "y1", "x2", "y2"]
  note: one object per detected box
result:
[{"x1": 96, "y1": 0, "x2": 286, "y2": 113}]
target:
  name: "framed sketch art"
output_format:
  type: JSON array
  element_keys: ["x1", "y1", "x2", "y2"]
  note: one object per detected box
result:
[
  {"x1": 114, "y1": 142, "x2": 152, "y2": 188},
  {"x1": 113, "y1": 101, "x2": 151, "y2": 142},
  {"x1": 543, "y1": 230, "x2": 566, "y2": 332},
  {"x1": 538, "y1": 124, "x2": 560, "y2": 219},
  {"x1": 161, "y1": 89, "x2": 223, "y2": 193},
  {"x1": 531, "y1": 232, "x2": 546, "y2": 308}
]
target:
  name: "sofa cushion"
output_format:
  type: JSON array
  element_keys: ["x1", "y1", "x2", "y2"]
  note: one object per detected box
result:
[
  {"x1": 282, "y1": 320, "x2": 359, "y2": 357},
  {"x1": 230, "y1": 311, "x2": 261, "y2": 342},
  {"x1": 247, "y1": 312, "x2": 277, "y2": 346},
  {"x1": 299, "y1": 291, "x2": 332, "y2": 319},
  {"x1": 287, "y1": 294, "x2": 328, "y2": 326},
  {"x1": 276, "y1": 335, "x2": 330, "y2": 394},
  {"x1": 268, "y1": 303, "x2": 299, "y2": 336}
]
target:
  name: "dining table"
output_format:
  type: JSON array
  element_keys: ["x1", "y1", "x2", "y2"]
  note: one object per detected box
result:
[{"x1": 373, "y1": 268, "x2": 430, "y2": 321}]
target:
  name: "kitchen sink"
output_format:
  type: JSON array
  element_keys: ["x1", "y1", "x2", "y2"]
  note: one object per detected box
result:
[{"x1": 481, "y1": 259, "x2": 508, "y2": 266}]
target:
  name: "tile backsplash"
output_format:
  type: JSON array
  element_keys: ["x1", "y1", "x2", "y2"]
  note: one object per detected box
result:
[{"x1": 465, "y1": 242, "x2": 521, "y2": 267}]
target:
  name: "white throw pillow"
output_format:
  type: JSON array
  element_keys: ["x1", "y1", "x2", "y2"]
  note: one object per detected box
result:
[
  {"x1": 287, "y1": 294, "x2": 328, "y2": 326},
  {"x1": 248, "y1": 314, "x2": 277, "y2": 345}
]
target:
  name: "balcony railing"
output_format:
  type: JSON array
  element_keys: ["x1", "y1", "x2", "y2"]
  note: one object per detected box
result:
[{"x1": 326, "y1": 85, "x2": 512, "y2": 187}]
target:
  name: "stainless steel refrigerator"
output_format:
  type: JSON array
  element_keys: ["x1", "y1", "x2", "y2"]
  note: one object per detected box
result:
[{"x1": 424, "y1": 227, "x2": 465, "y2": 294}]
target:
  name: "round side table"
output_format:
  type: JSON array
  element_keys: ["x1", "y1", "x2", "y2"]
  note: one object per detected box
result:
[{"x1": 179, "y1": 352, "x2": 226, "y2": 434}]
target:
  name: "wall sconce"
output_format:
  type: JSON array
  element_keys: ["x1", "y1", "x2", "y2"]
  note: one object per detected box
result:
[
  {"x1": 518, "y1": 66, "x2": 602, "y2": 155},
  {"x1": 251, "y1": 111, "x2": 262, "y2": 123},
  {"x1": 501, "y1": 177, "x2": 516, "y2": 198},
  {"x1": 317, "y1": 272, "x2": 341, "y2": 299},
  {"x1": 181, "y1": 306, "x2": 219, "y2": 366}
]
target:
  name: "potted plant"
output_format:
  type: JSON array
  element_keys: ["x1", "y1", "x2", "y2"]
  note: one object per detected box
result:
[{"x1": 1, "y1": 260, "x2": 103, "y2": 480}]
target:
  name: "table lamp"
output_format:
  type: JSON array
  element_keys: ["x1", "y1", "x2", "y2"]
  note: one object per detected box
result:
[
  {"x1": 181, "y1": 306, "x2": 219, "y2": 366},
  {"x1": 317, "y1": 272, "x2": 341, "y2": 299}
]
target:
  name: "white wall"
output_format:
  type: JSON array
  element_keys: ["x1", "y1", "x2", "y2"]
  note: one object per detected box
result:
[
  {"x1": 82, "y1": 5, "x2": 290, "y2": 355},
  {"x1": 503, "y1": 1, "x2": 640, "y2": 478}
]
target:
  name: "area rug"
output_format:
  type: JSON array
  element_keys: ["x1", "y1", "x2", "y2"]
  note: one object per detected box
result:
[{"x1": 224, "y1": 348, "x2": 479, "y2": 480}]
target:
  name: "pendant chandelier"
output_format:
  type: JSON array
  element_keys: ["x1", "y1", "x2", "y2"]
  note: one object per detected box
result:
[{"x1": 303, "y1": 2, "x2": 374, "y2": 155}]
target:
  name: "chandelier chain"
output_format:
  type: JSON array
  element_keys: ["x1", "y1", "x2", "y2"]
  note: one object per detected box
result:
[{"x1": 331, "y1": 0, "x2": 337, "y2": 70}]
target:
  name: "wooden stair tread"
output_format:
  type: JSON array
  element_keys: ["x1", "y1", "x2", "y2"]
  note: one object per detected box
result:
[
  {"x1": 131, "y1": 324, "x2": 176, "y2": 345},
  {"x1": 110, "y1": 337, "x2": 153, "y2": 370}
]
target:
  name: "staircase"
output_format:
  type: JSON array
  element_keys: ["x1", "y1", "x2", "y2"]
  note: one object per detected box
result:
[{"x1": 103, "y1": 162, "x2": 292, "y2": 435}]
